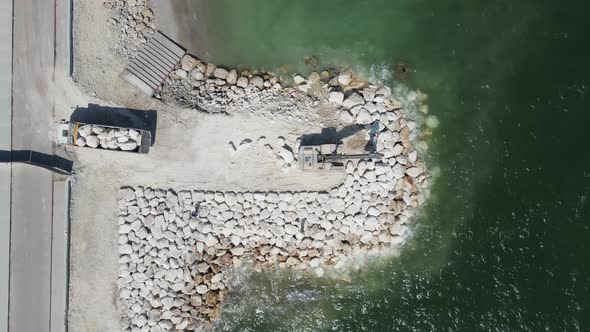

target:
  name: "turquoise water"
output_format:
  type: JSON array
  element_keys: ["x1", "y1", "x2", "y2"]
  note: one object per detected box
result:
[{"x1": 193, "y1": 0, "x2": 590, "y2": 330}]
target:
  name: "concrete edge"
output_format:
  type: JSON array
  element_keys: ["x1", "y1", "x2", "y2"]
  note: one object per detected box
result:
[{"x1": 50, "y1": 177, "x2": 71, "y2": 332}]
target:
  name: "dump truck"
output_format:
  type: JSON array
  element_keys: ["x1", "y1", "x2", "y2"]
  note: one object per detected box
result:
[{"x1": 57, "y1": 120, "x2": 152, "y2": 154}]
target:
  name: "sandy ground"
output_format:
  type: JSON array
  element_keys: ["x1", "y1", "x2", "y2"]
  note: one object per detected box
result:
[{"x1": 68, "y1": 1, "x2": 345, "y2": 331}]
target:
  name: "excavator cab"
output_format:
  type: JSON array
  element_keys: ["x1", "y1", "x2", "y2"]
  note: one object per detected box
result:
[{"x1": 298, "y1": 144, "x2": 344, "y2": 172}]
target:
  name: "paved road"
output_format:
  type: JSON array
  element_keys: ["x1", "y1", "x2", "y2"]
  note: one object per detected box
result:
[
  {"x1": 8, "y1": 0, "x2": 69, "y2": 331},
  {"x1": 0, "y1": 0, "x2": 12, "y2": 329}
]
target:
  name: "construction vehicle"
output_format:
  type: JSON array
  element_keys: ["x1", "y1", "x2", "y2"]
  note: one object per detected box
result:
[
  {"x1": 298, "y1": 143, "x2": 383, "y2": 172},
  {"x1": 56, "y1": 120, "x2": 152, "y2": 154}
]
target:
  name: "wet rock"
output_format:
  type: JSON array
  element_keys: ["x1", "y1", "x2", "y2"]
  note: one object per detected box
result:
[
  {"x1": 226, "y1": 70, "x2": 238, "y2": 85},
  {"x1": 181, "y1": 54, "x2": 199, "y2": 71},
  {"x1": 337, "y1": 71, "x2": 353, "y2": 86},
  {"x1": 250, "y1": 76, "x2": 264, "y2": 89},
  {"x1": 191, "y1": 70, "x2": 204, "y2": 81},
  {"x1": 205, "y1": 63, "x2": 217, "y2": 76},
  {"x1": 406, "y1": 167, "x2": 422, "y2": 178},
  {"x1": 236, "y1": 77, "x2": 249, "y2": 88},
  {"x1": 293, "y1": 75, "x2": 306, "y2": 84},
  {"x1": 173, "y1": 69, "x2": 188, "y2": 79},
  {"x1": 213, "y1": 68, "x2": 229, "y2": 80}
]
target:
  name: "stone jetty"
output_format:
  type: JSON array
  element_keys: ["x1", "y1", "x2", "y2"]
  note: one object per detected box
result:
[{"x1": 105, "y1": 0, "x2": 431, "y2": 330}]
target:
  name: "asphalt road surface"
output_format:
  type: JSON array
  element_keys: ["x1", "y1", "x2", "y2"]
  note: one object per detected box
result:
[
  {"x1": 0, "y1": 0, "x2": 12, "y2": 329},
  {"x1": 6, "y1": 0, "x2": 69, "y2": 331}
]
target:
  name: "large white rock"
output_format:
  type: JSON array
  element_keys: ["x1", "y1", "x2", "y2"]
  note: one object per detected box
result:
[
  {"x1": 204, "y1": 234, "x2": 218, "y2": 247},
  {"x1": 293, "y1": 75, "x2": 306, "y2": 84},
  {"x1": 363, "y1": 170, "x2": 376, "y2": 182},
  {"x1": 250, "y1": 76, "x2": 264, "y2": 89},
  {"x1": 128, "y1": 129, "x2": 140, "y2": 141},
  {"x1": 328, "y1": 91, "x2": 344, "y2": 104},
  {"x1": 211, "y1": 273, "x2": 223, "y2": 284},
  {"x1": 345, "y1": 161, "x2": 355, "y2": 174},
  {"x1": 181, "y1": 54, "x2": 199, "y2": 71},
  {"x1": 205, "y1": 63, "x2": 217, "y2": 76},
  {"x1": 339, "y1": 110, "x2": 354, "y2": 123},
  {"x1": 266, "y1": 192, "x2": 279, "y2": 203},
  {"x1": 361, "y1": 88, "x2": 377, "y2": 102},
  {"x1": 75, "y1": 137, "x2": 86, "y2": 147},
  {"x1": 408, "y1": 150, "x2": 418, "y2": 163},
  {"x1": 78, "y1": 124, "x2": 92, "y2": 137},
  {"x1": 367, "y1": 206, "x2": 380, "y2": 216},
  {"x1": 195, "y1": 284, "x2": 208, "y2": 294},
  {"x1": 360, "y1": 233, "x2": 373, "y2": 244},
  {"x1": 226, "y1": 69, "x2": 238, "y2": 84},
  {"x1": 392, "y1": 164, "x2": 405, "y2": 179},
  {"x1": 376, "y1": 86, "x2": 392, "y2": 97},
  {"x1": 342, "y1": 93, "x2": 364, "y2": 108},
  {"x1": 330, "y1": 198, "x2": 346, "y2": 212},
  {"x1": 392, "y1": 144, "x2": 404, "y2": 156},
  {"x1": 356, "y1": 109, "x2": 372, "y2": 124},
  {"x1": 285, "y1": 224, "x2": 299, "y2": 235},
  {"x1": 85, "y1": 135, "x2": 99, "y2": 148},
  {"x1": 236, "y1": 76, "x2": 249, "y2": 88},
  {"x1": 337, "y1": 71, "x2": 353, "y2": 86},
  {"x1": 213, "y1": 68, "x2": 229, "y2": 80},
  {"x1": 406, "y1": 167, "x2": 422, "y2": 178},
  {"x1": 173, "y1": 69, "x2": 188, "y2": 79},
  {"x1": 191, "y1": 69, "x2": 205, "y2": 81},
  {"x1": 92, "y1": 126, "x2": 105, "y2": 134},
  {"x1": 118, "y1": 141, "x2": 138, "y2": 151}
]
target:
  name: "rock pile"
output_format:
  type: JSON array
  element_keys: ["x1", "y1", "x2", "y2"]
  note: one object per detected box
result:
[
  {"x1": 160, "y1": 54, "x2": 321, "y2": 122},
  {"x1": 117, "y1": 92, "x2": 429, "y2": 329},
  {"x1": 106, "y1": 1, "x2": 431, "y2": 330},
  {"x1": 75, "y1": 124, "x2": 142, "y2": 151},
  {"x1": 104, "y1": 0, "x2": 157, "y2": 58}
]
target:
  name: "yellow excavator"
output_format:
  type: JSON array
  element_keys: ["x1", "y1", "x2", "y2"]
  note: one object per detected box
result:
[{"x1": 298, "y1": 143, "x2": 383, "y2": 172}]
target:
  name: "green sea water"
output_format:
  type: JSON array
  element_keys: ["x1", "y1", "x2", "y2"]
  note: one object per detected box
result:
[{"x1": 192, "y1": 0, "x2": 590, "y2": 330}]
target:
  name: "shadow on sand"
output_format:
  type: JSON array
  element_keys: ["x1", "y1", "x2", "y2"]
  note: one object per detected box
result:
[{"x1": 0, "y1": 150, "x2": 73, "y2": 175}]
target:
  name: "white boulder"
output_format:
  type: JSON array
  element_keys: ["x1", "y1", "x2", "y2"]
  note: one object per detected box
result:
[
  {"x1": 85, "y1": 135, "x2": 99, "y2": 148},
  {"x1": 406, "y1": 167, "x2": 422, "y2": 178},
  {"x1": 342, "y1": 93, "x2": 364, "y2": 108},
  {"x1": 226, "y1": 69, "x2": 238, "y2": 84},
  {"x1": 328, "y1": 91, "x2": 344, "y2": 104},
  {"x1": 250, "y1": 76, "x2": 264, "y2": 89},
  {"x1": 213, "y1": 68, "x2": 229, "y2": 80},
  {"x1": 337, "y1": 71, "x2": 352, "y2": 86},
  {"x1": 339, "y1": 110, "x2": 354, "y2": 123},
  {"x1": 236, "y1": 77, "x2": 249, "y2": 88},
  {"x1": 356, "y1": 109, "x2": 372, "y2": 124},
  {"x1": 119, "y1": 141, "x2": 138, "y2": 151}
]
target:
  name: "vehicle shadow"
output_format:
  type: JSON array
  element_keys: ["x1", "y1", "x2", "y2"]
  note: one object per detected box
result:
[
  {"x1": 299, "y1": 125, "x2": 365, "y2": 146},
  {"x1": 0, "y1": 150, "x2": 73, "y2": 175}
]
